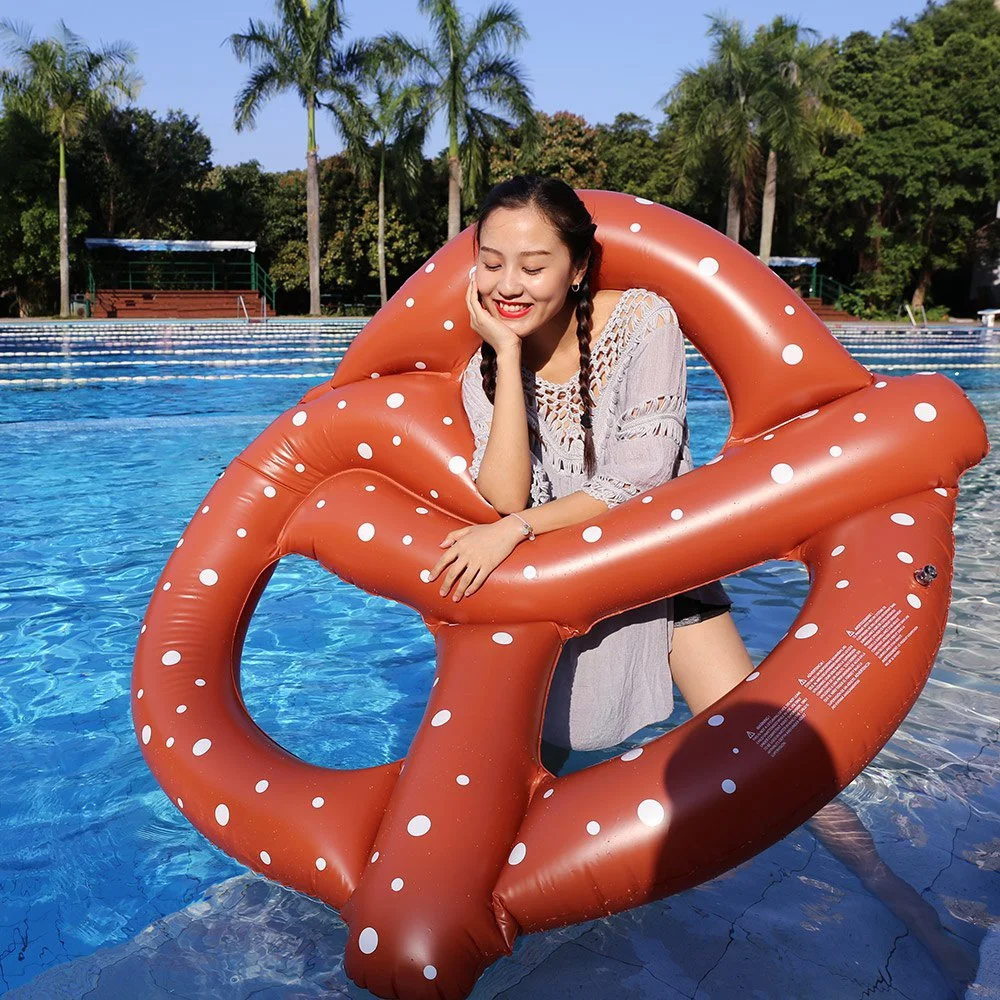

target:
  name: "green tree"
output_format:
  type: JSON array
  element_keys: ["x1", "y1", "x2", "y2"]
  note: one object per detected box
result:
[
  {"x1": 229, "y1": 0, "x2": 366, "y2": 315},
  {"x1": 594, "y1": 113, "x2": 677, "y2": 205},
  {"x1": 384, "y1": 0, "x2": 537, "y2": 238},
  {"x1": 0, "y1": 19, "x2": 139, "y2": 316}
]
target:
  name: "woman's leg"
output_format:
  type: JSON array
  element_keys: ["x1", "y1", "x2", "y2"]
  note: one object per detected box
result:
[{"x1": 669, "y1": 611, "x2": 756, "y2": 716}]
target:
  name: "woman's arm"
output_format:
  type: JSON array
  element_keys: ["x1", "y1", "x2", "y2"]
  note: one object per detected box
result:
[
  {"x1": 504, "y1": 490, "x2": 610, "y2": 538},
  {"x1": 468, "y1": 344, "x2": 536, "y2": 515}
]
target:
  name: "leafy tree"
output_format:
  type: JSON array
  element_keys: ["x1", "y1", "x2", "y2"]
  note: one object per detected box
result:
[
  {"x1": 383, "y1": 0, "x2": 537, "y2": 238},
  {"x1": 0, "y1": 19, "x2": 139, "y2": 316},
  {"x1": 594, "y1": 113, "x2": 677, "y2": 204},
  {"x1": 229, "y1": 0, "x2": 366, "y2": 315}
]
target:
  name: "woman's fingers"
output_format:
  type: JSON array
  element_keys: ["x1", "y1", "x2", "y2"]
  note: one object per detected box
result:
[
  {"x1": 451, "y1": 563, "x2": 482, "y2": 602},
  {"x1": 429, "y1": 546, "x2": 459, "y2": 582},
  {"x1": 458, "y1": 566, "x2": 489, "y2": 601},
  {"x1": 439, "y1": 557, "x2": 471, "y2": 598}
]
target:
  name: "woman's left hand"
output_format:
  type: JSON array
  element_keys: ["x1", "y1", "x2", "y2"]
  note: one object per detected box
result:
[{"x1": 429, "y1": 518, "x2": 525, "y2": 601}]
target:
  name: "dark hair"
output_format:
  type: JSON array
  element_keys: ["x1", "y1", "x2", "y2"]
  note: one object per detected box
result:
[{"x1": 474, "y1": 175, "x2": 598, "y2": 477}]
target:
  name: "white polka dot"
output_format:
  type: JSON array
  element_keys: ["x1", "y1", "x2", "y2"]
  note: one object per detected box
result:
[
  {"x1": 784, "y1": 305, "x2": 796, "y2": 316},
  {"x1": 202, "y1": 505, "x2": 210, "y2": 514},
  {"x1": 795, "y1": 623, "x2": 819, "y2": 639},
  {"x1": 141, "y1": 725, "x2": 151, "y2": 745},
  {"x1": 215, "y1": 804, "x2": 230, "y2": 826},
  {"x1": 199, "y1": 568, "x2": 218, "y2": 587},
  {"x1": 771, "y1": 463, "x2": 794, "y2": 484},
  {"x1": 642, "y1": 495, "x2": 653, "y2": 503},
  {"x1": 586, "y1": 821, "x2": 601, "y2": 835},
  {"x1": 292, "y1": 410, "x2": 307, "y2": 426},
  {"x1": 897, "y1": 551, "x2": 914, "y2": 564},
  {"x1": 853, "y1": 412, "x2": 867, "y2": 423},
  {"x1": 831, "y1": 545, "x2": 845, "y2": 556},
  {"x1": 386, "y1": 393, "x2": 405, "y2": 409},
  {"x1": 165, "y1": 737, "x2": 175, "y2": 748},
  {"x1": 836, "y1": 580, "x2": 850, "y2": 589},
  {"x1": 365, "y1": 485, "x2": 376, "y2": 492},
  {"x1": 670, "y1": 508, "x2": 683, "y2": 520},
  {"x1": 442, "y1": 417, "x2": 453, "y2": 426},
  {"x1": 192, "y1": 738, "x2": 212, "y2": 756},
  {"x1": 263, "y1": 485, "x2": 277, "y2": 498},
  {"x1": 582, "y1": 525, "x2": 602, "y2": 543},
  {"x1": 137, "y1": 689, "x2": 144, "y2": 699},
  {"x1": 508, "y1": 843, "x2": 526, "y2": 865},
  {"x1": 934, "y1": 487, "x2": 948, "y2": 496},
  {"x1": 523, "y1": 565, "x2": 537, "y2": 579},
  {"x1": 195, "y1": 677, "x2": 206, "y2": 687},
  {"x1": 782, "y1": 344, "x2": 803, "y2": 365},
  {"x1": 620, "y1": 747, "x2": 644, "y2": 761},
  {"x1": 907, "y1": 594, "x2": 922, "y2": 609},
  {"x1": 295, "y1": 463, "x2": 305, "y2": 473},
  {"x1": 829, "y1": 446, "x2": 842, "y2": 457},
  {"x1": 431, "y1": 710, "x2": 451, "y2": 727},
  {"x1": 357, "y1": 523, "x2": 375, "y2": 542},
  {"x1": 337, "y1": 400, "x2": 347, "y2": 409},
  {"x1": 415, "y1": 361, "x2": 426, "y2": 370},
  {"x1": 721, "y1": 779, "x2": 737, "y2": 794},
  {"x1": 140, "y1": 625, "x2": 146, "y2": 634},
  {"x1": 316, "y1": 857, "x2": 327, "y2": 871},
  {"x1": 456, "y1": 774, "x2": 470, "y2": 786},
  {"x1": 312, "y1": 796, "x2": 325, "y2": 808},
  {"x1": 629, "y1": 222, "x2": 642, "y2": 233},
  {"x1": 875, "y1": 380, "x2": 887, "y2": 388},
  {"x1": 402, "y1": 535, "x2": 412, "y2": 545},
  {"x1": 637, "y1": 799, "x2": 665, "y2": 826},
  {"x1": 175, "y1": 704, "x2": 187, "y2": 714},
  {"x1": 708, "y1": 715, "x2": 724, "y2": 726},
  {"x1": 430, "y1": 490, "x2": 439, "y2": 498},
  {"x1": 161, "y1": 650, "x2": 181, "y2": 666},
  {"x1": 764, "y1": 433, "x2": 775, "y2": 441},
  {"x1": 358, "y1": 927, "x2": 379, "y2": 954},
  {"x1": 176, "y1": 537, "x2": 184, "y2": 548},
  {"x1": 891, "y1": 513, "x2": 915, "y2": 526},
  {"x1": 443, "y1": 320, "x2": 454, "y2": 331},
  {"x1": 162, "y1": 582, "x2": 171, "y2": 591},
  {"x1": 492, "y1": 631, "x2": 513, "y2": 645},
  {"x1": 315, "y1": 499, "x2": 326, "y2": 509},
  {"x1": 745, "y1": 671, "x2": 760, "y2": 681},
  {"x1": 543, "y1": 788, "x2": 554, "y2": 798},
  {"x1": 407, "y1": 815, "x2": 431, "y2": 837},
  {"x1": 420, "y1": 570, "x2": 432, "y2": 583},
  {"x1": 732, "y1": 747, "x2": 740, "y2": 754},
  {"x1": 448, "y1": 456, "x2": 467, "y2": 474},
  {"x1": 357, "y1": 443, "x2": 373, "y2": 460},
  {"x1": 255, "y1": 851, "x2": 270, "y2": 866},
  {"x1": 706, "y1": 454, "x2": 724, "y2": 465},
  {"x1": 405, "y1": 297, "x2": 415, "y2": 308},
  {"x1": 391, "y1": 877, "x2": 404, "y2": 891},
  {"x1": 635, "y1": 197, "x2": 654, "y2": 205},
  {"x1": 424, "y1": 262, "x2": 435, "y2": 273},
  {"x1": 914, "y1": 403, "x2": 937, "y2": 422},
  {"x1": 698, "y1": 257, "x2": 719, "y2": 276},
  {"x1": 371, "y1": 851, "x2": 379, "y2": 862},
  {"x1": 177, "y1": 798, "x2": 183, "y2": 808},
  {"x1": 255, "y1": 780, "x2": 269, "y2": 793}
]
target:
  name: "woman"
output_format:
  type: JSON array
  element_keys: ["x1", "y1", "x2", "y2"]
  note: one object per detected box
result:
[{"x1": 427, "y1": 175, "x2": 755, "y2": 767}]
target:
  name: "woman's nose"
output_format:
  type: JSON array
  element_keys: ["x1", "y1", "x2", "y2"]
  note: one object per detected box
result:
[{"x1": 496, "y1": 269, "x2": 523, "y2": 298}]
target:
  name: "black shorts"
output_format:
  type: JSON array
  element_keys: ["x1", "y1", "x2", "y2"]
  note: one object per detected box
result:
[{"x1": 673, "y1": 580, "x2": 732, "y2": 627}]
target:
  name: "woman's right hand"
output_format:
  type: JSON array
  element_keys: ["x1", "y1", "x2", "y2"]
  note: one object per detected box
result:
[{"x1": 466, "y1": 273, "x2": 522, "y2": 357}]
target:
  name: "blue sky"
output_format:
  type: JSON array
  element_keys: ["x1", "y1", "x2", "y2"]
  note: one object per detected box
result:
[{"x1": 4, "y1": 0, "x2": 922, "y2": 172}]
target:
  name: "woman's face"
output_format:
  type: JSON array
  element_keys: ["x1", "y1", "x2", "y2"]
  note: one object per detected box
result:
[{"x1": 475, "y1": 204, "x2": 586, "y2": 338}]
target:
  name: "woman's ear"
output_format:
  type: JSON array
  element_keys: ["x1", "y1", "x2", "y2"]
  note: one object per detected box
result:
[{"x1": 573, "y1": 255, "x2": 590, "y2": 286}]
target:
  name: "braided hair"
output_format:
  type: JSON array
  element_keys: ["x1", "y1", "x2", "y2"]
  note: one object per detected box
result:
[{"x1": 474, "y1": 175, "x2": 599, "y2": 477}]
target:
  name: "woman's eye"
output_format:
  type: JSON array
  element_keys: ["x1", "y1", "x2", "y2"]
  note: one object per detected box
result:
[
  {"x1": 523, "y1": 268, "x2": 543, "y2": 275},
  {"x1": 481, "y1": 263, "x2": 501, "y2": 271}
]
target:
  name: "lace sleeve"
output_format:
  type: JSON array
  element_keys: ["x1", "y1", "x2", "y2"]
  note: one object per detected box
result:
[
  {"x1": 460, "y1": 354, "x2": 554, "y2": 508},
  {"x1": 580, "y1": 297, "x2": 687, "y2": 509}
]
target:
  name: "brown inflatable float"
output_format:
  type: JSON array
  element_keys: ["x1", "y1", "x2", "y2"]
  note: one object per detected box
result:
[{"x1": 132, "y1": 191, "x2": 989, "y2": 999}]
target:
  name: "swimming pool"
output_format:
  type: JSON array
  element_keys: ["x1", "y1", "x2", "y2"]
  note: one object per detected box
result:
[{"x1": 1, "y1": 320, "x2": 997, "y2": 998}]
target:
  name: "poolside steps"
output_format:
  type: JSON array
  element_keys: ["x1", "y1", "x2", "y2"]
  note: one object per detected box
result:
[
  {"x1": 803, "y1": 297, "x2": 857, "y2": 323},
  {"x1": 90, "y1": 289, "x2": 274, "y2": 320}
]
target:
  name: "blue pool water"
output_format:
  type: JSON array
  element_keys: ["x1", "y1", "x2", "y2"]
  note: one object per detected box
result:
[{"x1": 1, "y1": 320, "x2": 998, "y2": 998}]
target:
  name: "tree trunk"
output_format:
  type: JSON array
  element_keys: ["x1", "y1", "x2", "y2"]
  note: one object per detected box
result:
[
  {"x1": 758, "y1": 148, "x2": 778, "y2": 263},
  {"x1": 306, "y1": 147, "x2": 321, "y2": 316},
  {"x1": 726, "y1": 175, "x2": 741, "y2": 243},
  {"x1": 58, "y1": 138, "x2": 69, "y2": 318},
  {"x1": 378, "y1": 154, "x2": 387, "y2": 308},
  {"x1": 910, "y1": 267, "x2": 933, "y2": 310},
  {"x1": 447, "y1": 154, "x2": 462, "y2": 241}
]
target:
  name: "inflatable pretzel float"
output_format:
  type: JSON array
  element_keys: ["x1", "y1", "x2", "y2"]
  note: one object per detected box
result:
[{"x1": 132, "y1": 191, "x2": 988, "y2": 999}]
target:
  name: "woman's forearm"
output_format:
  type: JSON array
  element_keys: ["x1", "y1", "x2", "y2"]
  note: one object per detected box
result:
[
  {"x1": 474, "y1": 346, "x2": 534, "y2": 515},
  {"x1": 512, "y1": 490, "x2": 610, "y2": 537}
]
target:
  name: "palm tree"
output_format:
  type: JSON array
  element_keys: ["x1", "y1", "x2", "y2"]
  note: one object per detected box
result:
[
  {"x1": 663, "y1": 16, "x2": 762, "y2": 243},
  {"x1": 229, "y1": 1, "x2": 367, "y2": 316},
  {"x1": 754, "y1": 18, "x2": 861, "y2": 263},
  {"x1": 0, "y1": 19, "x2": 139, "y2": 317},
  {"x1": 341, "y1": 73, "x2": 431, "y2": 305},
  {"x1": 383, "y1": 0, "x2": 537, "y2": 239}
]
